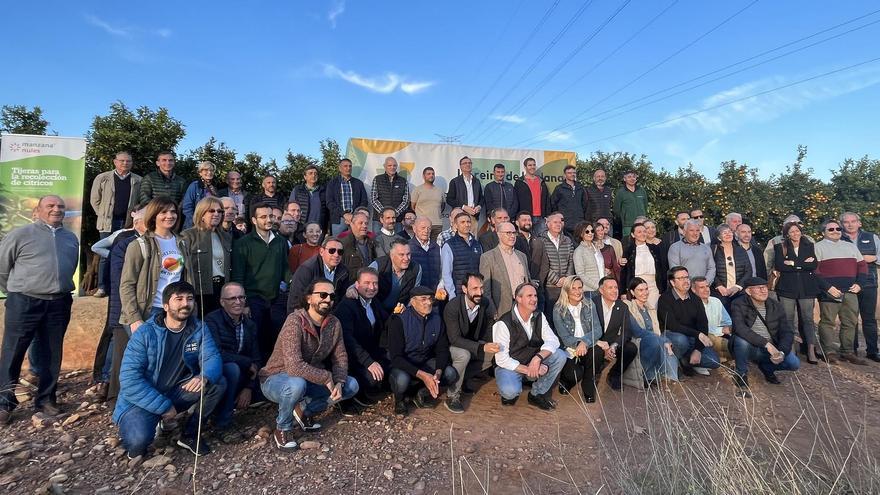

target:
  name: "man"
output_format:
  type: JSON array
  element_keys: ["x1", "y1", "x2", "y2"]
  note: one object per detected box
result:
[
  {"x1": 205, "y1": 282, "x2": 261, "y2": 430},
  {"x1": 231, "y1": 202, "x2": 289, "y2": 363},
  {"x1": 591, "y1": 277, "x2": 639, "y2": 391},
  {"x1": 398, "y1": 211, "x2": 416, "y2": 240},
  {"x1": 841, "y1": 212, "x2": 880, "y2": 361},
  {"x1": 446, "y1": 156, "x2": 483, "y2": 221},
  {"x1": 725, "y1": 212, "x2": 743, "y2": 234},
  {"x1": 436, "y1": 207, "x2": 463, "y2": 247},
  {"x1": 657, "y1": 266, "x2": 720, "y2": 376},
  {"x1": 736, "y1": 223, "x2": 767, "y2": 279},
  {"x1": 260, "y1": 279, "x2": 358, "y2": 451},
  {"x1": 691, "y1": 277, "x2": 733, "y2": 363},
  {"x1": 662, "y1": 211, "x2": 691, "y2": 246},
  {"x1": 444, "y1": 273, "x2": 497, "y2": 413},
  {"x1": 386, "y1": 286, "x2": 458, "y2": 416},
  {"x1": 492, "y1": 283, "x2": 565, "y2": 409},
  {"x1": 441, "y1": 212, "x2": 483, "y2": 300},
  {"x1": 280, "y1": 200, "x2": 305, "y2": 244},
  {"x1": 334, "y1": 268, "x2": 389, "y2": 414},
  {"x1": 667, "y1": 220, "x2": 715, "y2": 284},
  {"x1": 409, "y1": 216, "x2": 443, "y2": 294},
  {"x1": 113, "y1": 282, "x2": 225, "y2": 457},
  {"x1": 478, "y1": 207, "x2": 509, "y2": 252},
  {"x1": 689, "y1": 208, "x2": 715, "y2": 244},
  {"x1": 514, "y1": 211, "x2": 535, "y2": 257},
  {"x1": 326, "y1": 158, "x2": 369, "y2": 236},
  {"x1": 550, "y1": 165, "x2": 588, "y2": 238},
  {"x1": 248, "y1": 175, "x2": 285, "y2": 217},
  {"x1": 815, "y1": 219, "x2": 869, "y2": 365},
  {"x1": 612, "y1": 170, "x2": 648, "y2": 240},
  {"x1": 370, "y1": 239, "x2": 422, "y2": 313},
  {"x1": 0, "y1": 195, "x2": 79, "y2": 424},
  {"x1": 90, "y1": 151, "x2": 142, "y2": 297},
  {"x1": 218, "y1": 170, "x2": 249, "y2": 218},
  {"x1": 339, "y1": 211, "x2": 377, "y2": 280},
  {"x1": 536, "y1": 212, "x2": 574, "y2": 323},
  {"x1": 375, "y1": 207, "x2": 403, "y2": 258},
  {"x1": 219, "y1": 197, "x2": 244, "y2": 240},
  {"x1": 585, "y1": 169, "x2": 612, "y2": 224},
  {"x1": 370, "y1": 156, "x2": 410, "y2": 231},
  {"x1": 482, "y1": 163, "x2": 518, "y2": 224},
  {"x1": 731, "y1": 277, "x2": 800, "y2": 396},
  {"x1": 289, "y1": 164, "x2": 328, "y2": 233},
  {"x1": 137, "y1": 151, "x2": 188, "y2": 209},
  {"x1": 288, "y1": 237, "x2": 350, "y2": 314},
  {"x1": 514, "y1": 157, "x2": 551, "y2": 236},
  {"x1": 481, "y1": 222, "x2": 530, "y2": 319},
  {"x1": 410, "y1": 167, "x2": 445, "y2": 241}
]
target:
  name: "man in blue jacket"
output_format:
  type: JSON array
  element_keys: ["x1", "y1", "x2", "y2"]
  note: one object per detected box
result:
[
  {"x1": 113, "y1": 281, "x2": 225, "y2": 458},
  {"x1": 326, "y1": 158, "x2": 369, "y2": 236}
]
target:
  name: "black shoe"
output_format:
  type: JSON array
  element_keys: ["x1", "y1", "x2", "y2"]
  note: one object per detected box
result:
[
  {"x1": 338, "y1": 400, "x2": 363, "y2": 417},
  {"x1": 763, "y1": 373, "x2": 782, "y2": 385},
  {"x1": 394, "y1": 400, "x2": 408, "y2": 416},
  {"x1": 0, "y1": 410, "x2": 11, "y2": 426},
  {"x1": 293, "y1": 406, "x2": 322, "y2": 432},
  {"x1": 527, "y1": 393, "x2": 554, "y2": 411},
  {"x1": 557, "y1": 385, "x2": 569, "y2": 396},
  {"x1": 412, "y1": 389, "x2": 437, "y2": 409},
  {"x1": 584, "y1": 395, "x2": 596, "y2": 403},
  {"x1": 353, "y1": 393, "x2": 379, "y2": 407},
  {"x1": 444, "y1": 397, "x2": 465, "y2": 414},
  {"x1": 500, "y1": 396, "x2": 518, "y2": 406},
  {"x1": 608, "y1": 374, "x2": 622, "y2": 391},
  {"x1": 680, "y1": 365, "x2": 696, "y2": 377},
  {"x1": 867, "y1": 354, "x2": 880, "y2": 363},
  {"x1": 177, "y1": 435, "x2": 212, "y2": 456},
  {"x1": 733, "y1": 374, "x2": 752, "y2": 398},
  {"x1": 541, "y1": 391, "x2": 557, "y2": 409},
  {"x1": 37, "y1": 402, "x2": 61, "y2": 416}
]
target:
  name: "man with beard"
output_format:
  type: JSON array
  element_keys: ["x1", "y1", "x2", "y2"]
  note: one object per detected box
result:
[
  {"x1": 482, "y1": 163, "x2": 518, "y2": 225},
  {"x1": 113, "y1": 282, "x2": 225, "y2": 458},
  {"x1": 585, "y1": 169, "x2": 612, "y2": 224},
  {"x1": 260, "y1": 279, "x2": 358, "y2": 451},
  {"x1": 248, "y1": 175, "x2": 285, "y2": 216},
  {"x1": 410, "y1": 167, "x2": 445, "y2": 241}
]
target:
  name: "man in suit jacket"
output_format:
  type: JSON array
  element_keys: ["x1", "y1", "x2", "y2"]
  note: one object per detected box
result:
[
  {"x1": 481, "y1": 222, "x2": 530, "y2": 320},
  {"x1": 443, "y1": 273, "x2": 498, "y2": 413},
  {"x1": 326, "y1": 158, "x2": 369, "y2": 236},
  {"x1": 735, "y1": 224, "x2": 768, "y2": 279},
  {"x1": 446, "y1": 156, "x2": 483, "y2": 221},
  {"x1": 591, "y1": 277, "x2": 638, "y2": 389},
  {"x1": 339, "y1": 211, "x2": 377, "y2": 280},
  {"x1": 287, "y1": 238, "x2": 350, "y2": 314}
]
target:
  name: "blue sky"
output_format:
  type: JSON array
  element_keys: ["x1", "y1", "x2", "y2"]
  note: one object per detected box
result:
[{"x1": 3, "y1": 0, "x2": 880, "y2": 179}]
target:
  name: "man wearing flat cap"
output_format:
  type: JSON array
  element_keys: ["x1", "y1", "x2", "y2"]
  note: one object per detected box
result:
[{"x1": 730, "y1": 276, "x2": 800, "y2": 397}]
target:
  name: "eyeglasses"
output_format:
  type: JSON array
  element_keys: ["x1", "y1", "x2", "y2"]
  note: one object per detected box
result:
[
  {"x1": 310, "y1": 291, "x2": 337, "y2": 301},
  {"x1": 326, "y1": 247, "x2": 344, "y2": 255},
  {"x1": 583, "y1": 229, "x2": 594, "y2": 234},
  {"x1": 826, "y1": 227, "x2": 842, "y2": 232},
  {"x1": 222, "y1": 295, "x2": 246, "y2": 301},
  {"x1": 206, "y1": 209, "x2": 222, "y2": 214},
  {"x1": 691, "y1": 215, "x2": 704, "y2": 219},
  {"x1": 498, "y1": 231, "x2": 517, "y2": 235}
]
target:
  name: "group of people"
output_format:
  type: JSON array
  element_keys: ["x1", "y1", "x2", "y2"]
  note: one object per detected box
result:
[{"x1": 0, "y1": 151, "x2": 877, "y2": 458}]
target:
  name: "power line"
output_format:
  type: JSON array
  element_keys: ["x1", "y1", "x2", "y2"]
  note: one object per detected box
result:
[
  {"x1": 463, "y1": 0, "x2": 596, "y2": 142},
  {"x1": 473, "y1": 0, "x2": 635, "y2": 144},
  {"x1": 515, "y1": 8, "x2": 880, "y2": 147},
  {"x1": 571, "y1": 54, "x2": 880, "y2": 149}
]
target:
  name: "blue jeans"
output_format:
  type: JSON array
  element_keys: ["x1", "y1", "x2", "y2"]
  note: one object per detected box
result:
[
  {"x1": 0, "y1": 293, "x2": 72, "y2": 411},
  {"x1": 117, "y1": 379, "x2": 226, "y2": 457},
  {"x1": 666, "y1": 331, "x2": 720, "y2": 369},
  {"x1": 494, "y1": 348, "x2": 566, "y2": 400},
  {"x1": 388, "y1": 359, "x2": 458, "y2": 401},
  {"x1": 732, "y1": 336, "x2": 800, "y2": 377},
  {"x1": 261, "y1": 373, "x2": 358, "y2": 431},
  {"x1": 636, "y1": 333, "x2": 677, "y2": 381}
]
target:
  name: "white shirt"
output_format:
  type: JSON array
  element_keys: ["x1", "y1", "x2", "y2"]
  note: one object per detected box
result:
[
  {"x1": 568, "y1": 303, "x2": 584, "y2": 338},
  {"x1": 602, "y1": 299, "x2": 615, "y2": 332},
  {"x1": 492, "y1": 306, "x2": 560, "y2": 371},
  {"x1": 593, "y1": 249, "x2": 605, "y2": 279},
  {"x1": 548, "y1": 232, "x2": 561, "y2": 250},
  {"x1": 463, "y1": 174, "x2": 474, "y2": 206},
  {"x1": 466, "y1": 299, "x2": 479, "y2": 322},
  {"x1": 634, "y1": 243, "x2": 655, "y2": 277},
  {"x1": 258, "y1": 230, "x2": 276, "y2": 245},
  {"x1": 152, "y1": 235, "x2": 183, "y2": 308}
]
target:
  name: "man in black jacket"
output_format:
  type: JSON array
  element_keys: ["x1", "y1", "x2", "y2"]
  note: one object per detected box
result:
[
  {"x1": 289, "y1": 164, "x2": 328, "y2": 233},
  {"x1": 370, "y1": 157, "x2": 410, "y2": 231},
  {"x1": 731, "y1": 277, "x2": 800, "y2": 396},
  {"x1": 585, "y1": 169, "x2": 612, "y2": 224},
  {"x1": 550, "y1": 165, "x2": 588, "y2": 239},
  {"x1": 326, "y1": 158, "x2": 369, "y2": 236},
  {"x1": 443, "y1": 273, "x2": 498, "y2": 413},
  {"x1": 339, "y1": 211, "x2": 376, "y2": 280},
  {"x1": 334, "y1": 267, "x2": 389, "y2": 414},
  {"x1": 205, "y1": 282, "x2": 261, "y2": 431},
  {"x1": 287, "y1": 237, "x2": 350, "y2": 314},
  {"x1": 482, "y1": 163, "x2": 517, "y2": 220},
  {"x1": 369, "y1": 239, "x2": 422, "y2": 313},
  {"x1": 591, "y1": 277, "x2": 638, "y2": 391},
  {"x1": 657, "y1": 266, "x2": 720, "y2": 377},
  {"x1": 446, "y1": 156, "x2": 483, "y2": 221}
]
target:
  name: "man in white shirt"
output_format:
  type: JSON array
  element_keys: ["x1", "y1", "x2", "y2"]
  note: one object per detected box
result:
[
  {"x1": 691, "y1": 276, "x2": 733, "y2": 364},
  {"x1": 492, "y1": 282, "x2": 566, "y2": 410}
]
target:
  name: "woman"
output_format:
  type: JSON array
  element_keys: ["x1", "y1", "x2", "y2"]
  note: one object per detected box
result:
[
  {"x1": 592, "y1": 220, "x2": 622, "y2": 282},
  {"x1": 119, "y1": 197, "x2": 187, "y2": 333},
  {"x1": 623, "y1": 277, "x2": 678, "y2": 384},
  {"x1": 643, "y1": 219, "x2": 663, "y2": 247},
  {"x1": 620, "y1": 223, "x2": 666, "y2": 307},
  {"x1": 182, "y1": 161, "x2": 219, "y2": 229},
  {"x1": 711, "y1": 224, "x2": 750, "y2": 309},
  {"x1": 552, "y1": 276, "x2": 605, "y2": 402},
  {"x1": 288, "y1": 222, "x2": 323, "y2": 272},
  {"x1": 180, "y1": 196, "x2": 232, "y2": 315},
  {"x1": 572, "y1": 222, "x2": 606, "y2": 297},
  {"x1": 774, "y1": 221, "x2": 822, "y2": 364}
]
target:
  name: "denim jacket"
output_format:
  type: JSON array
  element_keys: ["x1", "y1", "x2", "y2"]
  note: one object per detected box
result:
[{"x1": 552, "y1": 299, "x2": 603, "y2": 349}]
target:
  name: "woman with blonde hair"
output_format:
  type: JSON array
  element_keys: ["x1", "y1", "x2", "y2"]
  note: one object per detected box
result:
[
  {"x1": 552, "y1": 275, "x2": 605, "y2": 402},
  {"x1": 180, "y1": 196, "x2": 231, "y2": 314}
]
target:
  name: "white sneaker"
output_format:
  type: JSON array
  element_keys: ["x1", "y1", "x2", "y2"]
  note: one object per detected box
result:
[{"x1": 692, "y1": 367, "x2": 711, "y2": 376}]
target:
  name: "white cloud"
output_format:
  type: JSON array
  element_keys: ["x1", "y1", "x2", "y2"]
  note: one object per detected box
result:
[
  {"x1": 492, "y1": 114, "x2": 526, "y2": 124},
  {"x1": 538, "y1": 130, "x2": 573, "y2": 143},
  {"x1": 328, "y1": 0, "x2": 345, "y2": 28},
  {"x1": 85, "y1": 15, "x2": 130, "y2": 37},
  {"x1": 324, "y1": 64, "x2": 434, "y2": 95}
]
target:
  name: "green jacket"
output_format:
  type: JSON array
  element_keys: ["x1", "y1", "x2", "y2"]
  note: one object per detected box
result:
[
  {"x1": 613, "y1": 185, "x2": 648, "y2": 233},
  {"x1": 231, "y1": 230, "x2": 289, "y2": 302},
  {"x1": 137, "y1": 170, "x2": 188, "y2": 208}
]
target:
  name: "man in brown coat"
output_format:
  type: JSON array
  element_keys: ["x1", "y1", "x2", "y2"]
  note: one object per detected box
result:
[{"x1": 259, "y1": 278, "x2": 359, "y2": 451}]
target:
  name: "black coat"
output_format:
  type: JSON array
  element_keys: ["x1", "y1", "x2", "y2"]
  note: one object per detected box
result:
[
  {"x1": 619, "y1": 241, "x2": 667, "y2": 293},
  {"x1": 712, "y1": 243, "x2": 751, "y2": 290},
  {"x1": 731, "y1": 296, "x2": 794, "y2": 354},
  {"x1": 204, "y1": 309, "x2": 261, "y2": 389},
  {"x1": 287, "y1": 256, "x2": 350, "y2": 314},
  {"x1": 446, "y1": 174, "x2": 484, "y2": 220},
  {"x1": 591, "y1": 296, "x2": 631, "y2": 346},
  {"x1": 325, "y1": 176, "x2": 369, "y2": 225},
  {"x1": 743, "y1": 242, "x2": 768, "y2": 280},
  {"x1": 513, "y1": 177, "x2": 550, "y2": 217},
  {"x1": 334, "y1": 295, "x2": 389, "y2": 369},
  {"x1": 290, "y1": 185, "x2": 328, "y2": 231},
  {"x1": 773, "y1": 240, "x2": 821, "y2": 299},
  {"x1": 443, "y1": 295, "x2": 496, "y2": 359}
]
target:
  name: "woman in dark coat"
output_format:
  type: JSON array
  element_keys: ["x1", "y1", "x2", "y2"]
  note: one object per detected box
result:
[
  {"x1": 774, "y1": 221, "x2": 822, "y2": 364},
  {"x1": 711, "y1": 224, "x2": 750, "y2": 309}
]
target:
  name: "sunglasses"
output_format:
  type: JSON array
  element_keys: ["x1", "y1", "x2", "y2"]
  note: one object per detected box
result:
[
  {"x1": 826, "y1": 227, "x2": 842, "y2": 232},
  {"x1": 691, "y1": 215, "x2": 704, "y2": 219},
  {"x1": 326, "y1": 247, "x2": 344, "y2": 255},
  {"x1": 206, "y1": 209, "x2": 222, "y2": 214},
  {"x1": 310, "y1": 291, "x2": 337, "y2": 301},
  {"x1": 583, "y1": 229, "x2": 594, "y2": 234}
]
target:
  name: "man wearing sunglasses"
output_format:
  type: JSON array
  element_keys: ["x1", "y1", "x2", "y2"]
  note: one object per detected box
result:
[
  {"x1": 689, "y1": 208, "x2": 715, "y2": 245},
  {"x1": 288, "y1": 237, "x2": 350, "y2": 315},
  {"x1": 815, "y1": 219, "x2": 869, "y2": 365},
  {"x1": 260, "y1": 279, "x2": 358, "y2": 451}
]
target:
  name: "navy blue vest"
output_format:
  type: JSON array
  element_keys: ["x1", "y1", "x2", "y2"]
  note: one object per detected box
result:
[
  {"x1": 409, "y1": 238, "x2": 441, "y2": 289},
  {"x1": 400, "y1": 307, "x2": 443, "y2": 365},
  {"x1": 844, "y1": 231, "x2": 878, "y2": 287},
  {"x1": 446, "y1": 235, "x2": 483, "y2": 289}
]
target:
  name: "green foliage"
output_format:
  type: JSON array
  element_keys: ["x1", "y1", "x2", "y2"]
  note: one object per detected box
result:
[
  {"x1": 233, "y1": 152, "x2": 278, "y2": 194},
  {"x1": 830, "y1": 156, "x2": 880, "y2": 223},
  {"x1": 178, "y1": 137, "x2": 237, "y2": 183},
  {"x1": 1, "y1": 105, "x2": 49, "y2": 135}
]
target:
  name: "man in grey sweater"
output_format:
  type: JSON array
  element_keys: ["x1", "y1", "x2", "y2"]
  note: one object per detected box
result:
[
  {"x1": 668, "y1": 220, "x2": 716, "y2": 284},
  {"x1": 0, "y1": 195, "x2": 79, "y2": 424}
]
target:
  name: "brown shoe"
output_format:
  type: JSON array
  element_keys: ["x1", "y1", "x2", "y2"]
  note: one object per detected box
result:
[
  {"x1": 823, "y1": 353, "x2": 839, "y2": 364},
  {"x1": 273, "y1": 429, "x2": 298, "y2": 451},
  {"x1": 0, "y1": 409, "x2": 11, "y2": 425},
  {"x1": 37, "y1": 403, "x2": 61, "y2": 416},
  {"x1": 840, "y1": 354, "x2": 868, "y2": 366}
]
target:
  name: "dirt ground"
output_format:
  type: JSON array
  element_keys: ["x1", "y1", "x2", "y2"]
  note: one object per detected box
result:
[{"x1": 0, "y1": 299, "x2": 879, "y2": 494}]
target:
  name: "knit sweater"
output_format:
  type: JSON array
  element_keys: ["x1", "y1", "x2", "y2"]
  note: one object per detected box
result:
[
  {"x1": 814, "y1": 238, "x2": 868, "y2": 302},
  {"x1": 137, "y1": 170, "x2": 188, "y2": 209},
  {"x1": 0, "y1": 221, "x2": 79, "y2": 298},
  {"x1": 668, "y1": 241, "x2": 716, "y2": 284},
  {"x1": 231, "y1": 230, "x2": 288, "y2": 302},
  {"x1": 259, "y1": 309, "x2": 348, "y2": 386}
]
